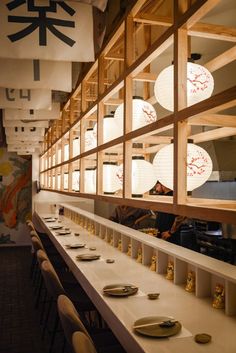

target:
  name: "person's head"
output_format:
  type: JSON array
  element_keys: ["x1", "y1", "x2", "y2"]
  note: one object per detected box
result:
[{"x1": 155, "y1": 181, "x2": 171, "y2": 195}]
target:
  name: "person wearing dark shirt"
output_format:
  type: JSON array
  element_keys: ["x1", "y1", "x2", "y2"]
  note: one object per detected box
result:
[
  {"x1": 155, "y1": 182, "x2": 186, "y2": 245},
  {"x1": 109, "y1": 205, "x2": 151, "y2": 229}
]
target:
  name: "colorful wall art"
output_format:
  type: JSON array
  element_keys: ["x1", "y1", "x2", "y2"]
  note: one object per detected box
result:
[{"x1": 0, "y1": 148, "x2": 32, "y2": 245}]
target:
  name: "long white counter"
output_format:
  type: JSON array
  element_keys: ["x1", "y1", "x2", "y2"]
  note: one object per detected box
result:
[{"x1": 35, "y1": 208, "x2": 236, "y2": 353}]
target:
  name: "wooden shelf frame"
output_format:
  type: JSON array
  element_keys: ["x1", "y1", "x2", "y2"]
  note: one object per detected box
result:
[{"x1": 39, "y1": 0, "x2": 236, "y2": 225}]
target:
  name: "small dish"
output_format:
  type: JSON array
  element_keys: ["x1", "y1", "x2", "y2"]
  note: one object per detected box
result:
[
  {"x1": 147, "y1": 293, "x2": 160, "y2": 300},
  {"x1": 106, "y1": 259, "x2": 115, "y2": 264},
  {"x1": 65, "y1": 244, "x2": 85, "y2": 249},
  {"x1": 56, "y1": 231, "x2": 71, "y2": 235},
  {"x1": 50, "y1": 225, "x2": 63, "y2": 230},
  {"x1": 74, "y1": 233, "x2": 80, "y2": 236},
  {"x1": 76, "y1": 254, "x2": 101, "y2": 261}
]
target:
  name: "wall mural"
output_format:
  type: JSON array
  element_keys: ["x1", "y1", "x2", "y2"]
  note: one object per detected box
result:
[{"x1": 0, "y1": 148, "x2": 32, "y2": 245}]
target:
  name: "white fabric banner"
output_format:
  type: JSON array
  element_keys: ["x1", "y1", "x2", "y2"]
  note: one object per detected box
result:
[
  {"x1": 0, "y1": 0, "x2": 94, "y2": 62},
  {"x1": 5, "y1": 126, "x2": 45, "y2": 137},
  {"x1": 3, "y1": 119, "x2": 49, "y2": 128},
  {"x1": 51, "y1": 0, "x2": 108, "y2": 12},
  {"x1": 0, "y1": 59, "x2": 72, "y2": 91},
  {"x1": 0, "y1": 88, "x2": 52, "y2": 109},
  {"x1": 4, "y1": 102, "x2": 61, "y2": 121}
]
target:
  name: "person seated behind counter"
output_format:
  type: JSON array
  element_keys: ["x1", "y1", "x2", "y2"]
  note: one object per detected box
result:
[
  {"x1": 109, "y1": 205, "x2": 151, "y2": 229},
  {"x1": 155, "y1": 181, "x2": 186, "y2": 245}
]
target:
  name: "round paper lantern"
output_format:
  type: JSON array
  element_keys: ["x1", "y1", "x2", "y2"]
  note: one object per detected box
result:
[
  {"x1": 154, "y1": 62, "x2": 214, "y2": 111},
  {"x1": 57, "y1": 149, "x2": 61, "y2": 164},
  {"x1": 63, "y1": 172, "x2": 68, "y2": 190},
  {"x1": 152, "y1": 143, "x2": 213, "y2": 191},
  {"x1": 114, "y1": 97, "x2": 157, "y2": 131},
  {"x1": 103, "y1": 162, "x2": 120, "y2": 194},
  {"x1": 73, "y1": 137, "x2": 80, "y2": 157},
  {"x1": 64, "y1": 144, "x2": 69, "y2": 161},
  {"x1": 116, "y1": 157, "x2": 157, "y2": 196},
  {"x1": 57, "y1": 174, "x2": 61, "y2": 190},
  {"x1": 85, "y1": 128, "x2": 97, "y2": 151},
  {"x1": 94, "y1": 114, "x2": 123, "y2": 143},
  {"x1": 72, "y1": 169, "x2": 80, "y2": 192},
  {"x1": 85, "y1": 168, "x2": 96, "y2": 193},
  {"x1": 52, "y1": 175, "x2": 55, "y2": 189}
]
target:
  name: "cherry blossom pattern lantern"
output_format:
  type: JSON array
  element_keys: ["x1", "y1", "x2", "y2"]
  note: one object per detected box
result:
[
  {"x1": 154, "y1": 62, "x2": 214, "y2": 111},
  {"x1": 85, "y1": 168, "x2": 96, "y2": 194},
  {"x1": 73, "y1": 137, "x2": 80, "y2": 157},
  {"x1": 116, "y1": 156, "x2": 157, "y2": 197},
  {"x1": 72, "y1": 169, "x2": 80, "y2": 192},
  {"x1": 114, "y1": 97, "x2": 157, "y2": 131},
  {"x1": 103, "y1": 162, "x2": 120, "y2": 194},
  {"x1": 85, "y1": 128, "x2": 97, "y2": 151},
  {"x1": 152, "y1": 143, "x2": 213, "y2": 191},
  {"x1": 93, "y1": 113, "x2": 123, "y2": 143}
]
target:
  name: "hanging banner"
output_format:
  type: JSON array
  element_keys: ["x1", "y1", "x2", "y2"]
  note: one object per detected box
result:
[
  {"x1": 4, "y1": 102, "x2": 61, "y2": 121},
  {"x1": 5, "y1": 127, "x2": 45, "y2": 137},
  {"x1": 3, "y1": 119, "x2": 49, "y2": 128},
  {"x1": 0, "y1": 0, "x2": 94, "y2": 62},
  {"x1": 0, "y1": 88, "x2": 52, "y2": 109},
  {"x1": 0, "y1": 59, "x2": 72, "y2": 91},
  {"x1": 51, "y1": 0, "x2": 108, "y2": 12}
]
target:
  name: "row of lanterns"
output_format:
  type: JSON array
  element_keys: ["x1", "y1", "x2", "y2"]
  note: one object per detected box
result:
[
  {"x1": 45, "y1": 142, "x2": 212, "y2": 195},
  {"x1": 45, "y1": 62, "x2": 214, "y2": 194}
]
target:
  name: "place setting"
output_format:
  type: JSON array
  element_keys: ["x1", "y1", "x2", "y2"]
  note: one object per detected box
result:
[
  {"x1": 103, "y1": 283, "x2": 139, "y2": 297},
  {"x1": 133, "y1": 316, "x2": 181, "y2": 338},
  {"x1": 76, "y1": 253, "x2": 101, "y2": 261},
  {"x1": 65, "y1": 243, "x2": 86, "y2": 249}
]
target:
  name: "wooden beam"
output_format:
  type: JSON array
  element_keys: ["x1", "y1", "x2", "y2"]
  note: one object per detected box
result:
[
  {"x1": 190, "y1": 127, "x2": 236, "y2": 143},
  {"x1": 133, "y1": 13, "x2": 172, "y2": 26},
  {"x1": 205, "y1": 46, "x2": 236, "y2": 73},
  {"x1": 185, "y1": 0, "x2": 220, "y2": 29},
  {"x1": 190, "y1": 23, "x2": 236, "y2": 42},
  {"x1": 133, "y1": 72, "x2": 158, "y2": 82},
  {"x1": 134, "y1": 136, "x2": 172, "y2": 144},
  {"x1": 189, "y1": 114, "x2": 236, "y2": 127}
]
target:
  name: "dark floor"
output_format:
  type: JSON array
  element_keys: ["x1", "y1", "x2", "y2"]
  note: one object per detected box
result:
[{"x1": 0, "y1": 246, "x2": 51, "y2": 353}]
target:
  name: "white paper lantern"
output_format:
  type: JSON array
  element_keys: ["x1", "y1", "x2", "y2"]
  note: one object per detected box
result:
[
  {"x1": 85, "y1": 168, "x2": 96, "y2": 193},
  {"x1": 114, "y1": 97, "x2": 157, "y2": 131},
  {"x1": 73, "y1": 137, "x2": 80, "y2": 157},
  {"x1": 63, "y1": 172, "x2": 68, "y2": 190},
  {"x1": 154, "y1": 62, "x2": 214, "y2": 111},
  {"x1": 64, "y1": 144, "x2": 69, "y2": 161},
  {"x1": 153, "y1": 143, "x2": 213, "y2": 191},
  {"x1": 85, "y1": 128, "x2": 97, "y2": 151},
  {"x1": 57, "y1": 149, "x2": 61, "y2": 164},
  {"x1": 72, "y1": 170, "x2": 80, "y2": 192},
  {"x1": 116, "y1": 157, "x2": 157, "y2": 196},
  {"x1": 94, "y1": 114, "x2": 123, "y2": 143},
  {"x1": 52, "y1": 154, "x2": 56, "y2": 166},
  {"x1": 48, "y1": 175, "x2": 51, "y2": 188},
  {"x1": 57, "y1": 174, "x2": 61, "y2": 189},
  {"x1": 52, "y1": 175, "x2": 55, "y2": 189},
  {"x1": 103, "y1": 162, "x2": 120, "y2": 194}
]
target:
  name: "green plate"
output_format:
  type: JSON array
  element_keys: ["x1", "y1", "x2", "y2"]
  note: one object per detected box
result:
[
  {"x1": 103, "y1": 283, "x2": 138, "y2": 297},
  {"x1": 133, "y1": 316, "x2": 181, "y2": 337}
]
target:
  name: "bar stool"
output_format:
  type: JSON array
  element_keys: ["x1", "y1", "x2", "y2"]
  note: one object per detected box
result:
[
  {"x1": 57, "y1": 294, "x2": 126, "y2": 353},
  {"x1": 40, "y1": 260, "x2": 96, "y2": 353},
  {"x1": 72, "y1": 331, "x2": 97, "y2": 353}
]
